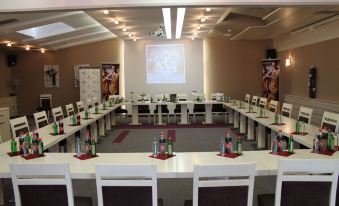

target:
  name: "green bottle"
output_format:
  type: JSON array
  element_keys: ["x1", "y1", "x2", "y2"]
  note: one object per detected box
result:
[
  {"x1": 91, "y1": 138, "x2": 96, "y2": 156},
  {"x1": 25, "y1": 133, "x2": 31, "y2": 148},
  {"x1": 274, "y1": 113, "x2": 279, "y2": 124},
  {"x1": 103, "y1": 101, "x2": 106, "y2": 110},
  {"x1": 295, "y1": 121, "x2": 300, "y2": 134},
  {"x1": 167, "y1": 137, "x2": 173, "y2": 156},
  {"x1": 84, "y1": 110, "x2": 89, "y2": 119},
  {"x1": 259, "y1": 107, "x2": 263, "y2": 117},
  {"x1": 53, "y1": 122, "x2": 58, "y2": 135},
  {"x1": 288, "y1": 136, "x2": 294, "y2": 153},
  {"x1": 109, "y1": 99, "x2": 112, "y2": 107},
  {"x1": 327, "y1": 132, "x2": 334, "y2": 151},
  {"x1": 11, "y1": 137, "x2": 17, "y2": 154},
  {"x1": 72, "y1": 115, "x2": 76, "y2": 125},
  {"x1": 236, "y1": 136, "x2": 242, "y2": 155},
  {"x1": 95, "y1": 105, "x2": 99, "y2": 114},
  {"x1": 38, "y1": 138, "x2": 44, "y2": 155}
]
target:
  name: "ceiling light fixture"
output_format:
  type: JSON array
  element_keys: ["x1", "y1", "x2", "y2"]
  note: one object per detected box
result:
[
  {"x1": 227, "y1": 29, "x2": 232, "y2": 32},
  {"x1": 41, "y1": 48, "x2": 45, "y2": 53},
  {"x1": 200, "y1": 16, "x2": 206, "y2": 23},
  {"x1": 175, "y1": 8, "x2": 186, "y2": 39},
  {"x1": 197, "y1": 25, "x2": 200, "y2": 30},
  {"x1": 206, "y1": 8, "x2": 211, "y2": 12},
  {"x1": 193, "y1": 31, "x2": 197, "y2": 36},
  {"x1": 133, "y1": 38, "x2": 137, "y2": 41},
  {"x1": 103, "y1": 10, "x2": 109, "y2": 15},
  {"x1": 123, "y1": 26, "x2": 127, "y2": 32},
  {"x1": 114, "y1": 18, "x2": 119, "y2": 24},
  {"x1": 6, "y1": 42, "x2": 12, "y2": 47},
  {"x1": 128, "y1": 32, "x2": 132, "y2": 37},
  {"x1": 25, "y1": 45, "x2": 30, "y2": 51},
  {"x1": 191, "y1": 37, "x2": 195, "y2": 40},
  {"x1": 162, "y1": 8, "x2": 172, "y2": 39}
]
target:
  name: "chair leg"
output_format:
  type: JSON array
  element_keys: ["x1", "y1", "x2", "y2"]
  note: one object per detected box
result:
[
  {"x1": 167, "y1": 114, "x2": 169, "y2": 124},
  {"x1": 148, "y1": 115, "x2": 151, "y2": 124},
  {"x1": 193, "y1": 114, "x2": 196, "y2": 123}
]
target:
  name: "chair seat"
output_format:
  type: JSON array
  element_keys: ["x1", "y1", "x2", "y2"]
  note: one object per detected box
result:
[
  {"x1": 257, "y1": 194, "x2": 274, "y2": 206},
  {"x1": 75, "y1": 196, "x2": 93, "y2": 206}
]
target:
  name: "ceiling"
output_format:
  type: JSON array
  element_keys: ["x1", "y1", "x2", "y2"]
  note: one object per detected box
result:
[{"x1": 1, "y1": 6, "x2": 339, "y2": 52}]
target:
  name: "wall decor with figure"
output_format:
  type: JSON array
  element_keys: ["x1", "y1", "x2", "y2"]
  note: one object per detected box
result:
[
  {"x1": 101, "y1": 63, "x2": 119, "y2": 100},
  {"x1": 262, "y1": 59, "x2": 280, "y2": 101},
  {"x1": 44, "y1": 65, "x2": 59, "y2": 88}
]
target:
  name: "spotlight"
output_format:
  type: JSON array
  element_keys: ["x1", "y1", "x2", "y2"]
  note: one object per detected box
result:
[
  {"x1": 123, "y1": 27, "x2": 127, "y2": 32},
  {"x1": 191, "y1": 37, "x2": 195, "y2": 40},
  {"x1": 103, "y1": 10, "x2": 109, "y2": 15},
  {"x1": 206, "y1": 8, "x2": 211, "y2": 12},
  {"x1": 197, "y1": 25, "x2": 200, "y2": 30},
  {"x1": 41, "y1": 48, "x2": 45, "y2": 53},
  {"x1": 133, "y1": 38, "x2": 137, "y2": 41},
  {"x1": 25, "y1": 45, "x2": 30, "y2": 51},
  {"x1": 6, "y1": 42, "x2": 11, "y2": 47},
  {"x1": 200, "y1": 16, "x2": 206, "y2": 23},
  {"x1": 128, "y1": 33, "x2": 132, "y2": 37}
]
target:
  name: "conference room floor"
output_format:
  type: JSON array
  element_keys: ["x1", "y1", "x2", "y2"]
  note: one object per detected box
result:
[{"x1": 20, "y1": 115, "x2": 276, "y2": 206}]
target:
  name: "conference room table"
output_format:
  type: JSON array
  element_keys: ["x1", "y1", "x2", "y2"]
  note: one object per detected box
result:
[
  {"x1": 0, "y1": 102, "x2": 120, "y2": 155},
  {"x1": 223, "y1": 101, "x2": 338, "y2": 149},
  {"x1": 0, "y1": 149, "x2": 338, "y2": 179},
  {"x1": 124, "y1": 100, "x2": 223, "y2": 125}
]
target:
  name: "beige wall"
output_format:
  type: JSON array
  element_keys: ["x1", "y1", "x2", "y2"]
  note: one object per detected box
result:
[
  {"x1": 203, "y1": 37, "x2": 273, "y2": 99},
  {"x1": 11, "y1": 38, "x2": 123, "y2": 116},
  {"x1": 279, "y1": 37, "x2": 339, "y2": 103},
  {"x1": 0, "y1": 51, "x2": 13, "y2": 97}
]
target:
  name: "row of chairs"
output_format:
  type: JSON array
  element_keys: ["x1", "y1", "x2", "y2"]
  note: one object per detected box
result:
[
  {"x1": 246, "y1": 94, "x2": 339, "y2": 132},
  {"x1": 10, "y1": 159, "x2": 339, "y2": 206}
]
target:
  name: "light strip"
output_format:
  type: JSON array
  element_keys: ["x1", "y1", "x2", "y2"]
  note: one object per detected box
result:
[
  {"x1": 175, "y1": 8, "x2": 186, "y2": 39},
  {"x1": 162, "y1": 8, "x2": 171, "y2": 39}
]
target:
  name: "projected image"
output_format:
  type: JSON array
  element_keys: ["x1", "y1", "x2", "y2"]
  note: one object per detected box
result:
[{"x1": 146, "y1": 44, "x2": 185, "y2": 83}]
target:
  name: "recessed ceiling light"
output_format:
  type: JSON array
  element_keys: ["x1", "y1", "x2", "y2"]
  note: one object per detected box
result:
[
  {"x1": 103, "y1": 10, "x2": 109, "y2": 15},
  {"x1": 41, "y1": 48, "x2": 45, "y2": 53},
  {"x1": 193, "y1": 31, "x2": 197, "y2": 36},
  {"x1": 123, "y1": 26, "x2": 127, "y2": 32},
  {"x1": 176, "y1": 8, "x2": 186, "y2": 39},
  {"x1": 191, "y1": 37, "x2": 195, "y2": 40},
  {"x1": 114, "y1": 19, "x2": 119, "y2": 24},
  {"x1": 6, "y1": 42, "x2": 11, "y2": 47},
  {"x1": 133, "y1": 38, "x2": 137, "y2": 41},
  {"x1": 128, "y1": 33, "x2": 132, "y2": 37},
  {"x1": 200, "y1": 16, "x2": 206, "y2": 23},
  {"x1": 227, "y1": 29, "x2": 232, "y2": 32},
  {"x1": 162, "y1": 8, "x2": 172, "y2": 39},
  {"x1": 206, "y1": 8, "x2": 211, "y2": 12},
  {"x1": 197, "y1": 25, "x2": 200, "y2": 30},
  {"x1": 25, "y1": 45, "x2": 30, "y2": 51}
]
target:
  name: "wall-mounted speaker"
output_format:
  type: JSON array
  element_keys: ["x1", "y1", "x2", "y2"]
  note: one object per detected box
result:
[
  {"x1": 266, "y1": 49, "x2": 277, "y2": 59},
  {"x1": 7, "y1": 54, "x2": 17, "y2": 67}
]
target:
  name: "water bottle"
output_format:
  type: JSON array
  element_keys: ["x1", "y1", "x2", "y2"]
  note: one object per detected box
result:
[
  {"x1": 10, "y1": 137, "x2": 17, "y2": 154},
  {"x1": 152, "y1": 138, "x2": 159, "y2": 157},
  {"x1": 84, "y1": 110, "x2": 89, "y2": 119},
  {"x1": 167, "y1": 137, "x2": 173, "y2": 157},
  {"x1": 220, "y1": 136, "x2": 225, "y2": 156},
  {"x1": 38, "y1": 138, "x2": 44, "y2": 155},
  {"x1": 159, "y1": 132, "x2": 166, "y2": 155},
  {"x1": 272, "y1": 136, "x2": 278, "y2": 153},
  {"x1": 23, "y1": 142, "x2": 29, "y2": 157},
  {"x1": 288, "y1": 136, "x2": 294, "y2": 153},
  {"x1": 76, "y1": 136, "x2": 81, "y2": 157},
  {"x1": 91, "y1": 137, "x2": 96, "y2": 156},
  {"x1": 236, "y1": 136, "x2": 242, "y2": 155},
  {"x1": 295, "y1": 121, "x2": 300, "y2": 134}
]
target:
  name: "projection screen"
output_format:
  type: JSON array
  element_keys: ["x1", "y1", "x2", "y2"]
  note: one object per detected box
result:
[{"x1": 146, "y1": 44, "x2": 185, "y2": 84}]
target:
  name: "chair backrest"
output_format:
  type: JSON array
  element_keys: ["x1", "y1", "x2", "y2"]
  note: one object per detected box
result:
[
  {"x1": 192, "y1": 163, "x2": 256, "y2": 206},
  {"x1": 251, "y1": 96, "x2": 259, "y2": 106},
  {"x1": 177, "y1": 94, "x2": 188, "y2": 101},
  {"x1": 321, "y1": 111, "x2": 339, "y2": 133},
  {"x1": 51, "y1": 106, "x2": 64, "y2": 122},
  {"x1": 9, "y1": 116, "x2": 30, "y2": 138},
  {"x1": 95, "y1": 164, "x2": 157, "y2": 206},
  {"x1": 40, "y1": 94, "x2": 52, "y2": 108},
  {"x1": 33, "y1": 111, "x2": 49, "y2": 129},
  {"x1": 211, "y1": 93, "x2": 224, "y2": 101},
  {"x1": 258, "y1": 97, "x2": 267, "y2": 109},
  {"x1": 298, "y1": 106, "x2": 313, "y2": 124},
  {"x1": 86, "y1": 99, "x2": 93, "y2": 109},
  {"x1": 76, "y1": 101, "x2": 85, "y2": 113},
  {"x1": 275, "y1": 159, "x2": 338, "y2": 206},
  {"x1": 268, "y1": 100, "x2": 279, "y2": 113},
  {"x1": 65, "y1": 104, "x2": 75, "y2": 117},
  {"x1": 245, "y1": 94, "x2": 251, "y2": 103},
  {"x1": 281, "y1": 103, "x2": 293, "y2": 118},
  {"x1": 10, "y1": 163, "x2": 74, "y2": 206}
]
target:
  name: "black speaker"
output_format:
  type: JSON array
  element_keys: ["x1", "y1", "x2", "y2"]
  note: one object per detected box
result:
[
  {"x1": 7, "y1": 54, "x2": 17, "y2": 67},
  {"x1": 266, "y1": 49, "x2": 277, "y2": 59}
]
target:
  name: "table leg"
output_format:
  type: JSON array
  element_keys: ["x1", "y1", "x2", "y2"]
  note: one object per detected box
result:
[
  {"x1": 156, "y1": 105, "x2": 165, "y2": 125},
  {"x1": 67, "y1": 134, "x2": 75, "y2": 153},
  {"x1": 90, "y1": 122, "x2": 98, "y2": 140},
  {"x1": 228, "y1": 108, "x2": 234, "y2": 124},
  {"x1": 130, "y1": 104, "x2": 141, "y2": 125},
  {"x1": 240, "y1": 114, "x2": 246, "y2": 134},
  {"x1": 247, "y1": 119, "x2": 255, "y2": 140},
  {"x1": 257, "y1": 124, "x2": 266, "y2": 149},
  {"x1": 111, "y1": 111, "x2": 116, "y2": 126},
  {"x1": 179, "y1": 104, "x2": 189, "y2": 124},
  {"x1": 99, "y1": 118, "x2": 105, "y2": 136},
  {"x1": 105, "y1": 114, "x2": 111, "y2": 131},
  {"x1": 203, "y1": 104, "x2": 213, "y2": 124},
  {"x1": 233, "y1": 111, "x2": 240, "y2": 129}
]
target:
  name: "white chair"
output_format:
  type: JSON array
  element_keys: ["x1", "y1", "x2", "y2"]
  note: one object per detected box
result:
[
  {"x1": 137, "y1": 94, "x2": 151, "y2": 124},
  {"x1": 268, "y1": 100, "x2": 279, "y2": 113},
  {"x1": 258, "y1": 97, "x2": 267, "y2": 109},
  {"x1": 76, "y1": 101, "x2": 85, "y2": 113},
  {"x1": 174, "y1": 94, "x2": 188, "y2": 122},
  {"x1": 95, "y1": 164, "x2": 158, "y2": 206},
  {"x1": 9, "y1": 116, "x2": 30, "y2": 138},
  {"x1": 10, "y1": 163, "x2": 74, "y2": 206},
  {"x1": 251, "y1": 96, "x2": 259, "y2": 106},
  {"x1": 281, "y1": 103, "x2": 293, "y2": 118},
  {"x1": 65, "y1": 103, "x2": 75, "y2": 117},
  {"x1": 186, "y1": 163, "x2": 256, "y2": 206},
  {"x1": 211, "y1": 93, "x2": 224, "y2": 101},
  {"x1": 298, "y1": 106, "x2": 313, "y2": 124},
  {"x1": 177, "y1": 94, "x2": 188, "y2": 101},
  {"x1": 33, "y1": 111, "x2": 49, "y2": 128},
  {"x1": 321, "y1": 111, "x2": 339, "y2": 133},
  {"x1": 51, "y1": 106, "x2": 64, "y2": 122},
  {"x1": 245, "y1": 94, "x2": 251, "y2": 104},
  {"x1": 40, "y1": 94, "x2": 52, "y2": 117},
  {"x1": 258, "y1": 159, "x2": 338, "y2": 206}
]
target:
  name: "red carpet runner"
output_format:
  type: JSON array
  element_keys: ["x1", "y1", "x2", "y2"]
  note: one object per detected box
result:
[{"x1": 113, "y1": 130, "x2": 130, "y2": 143}]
